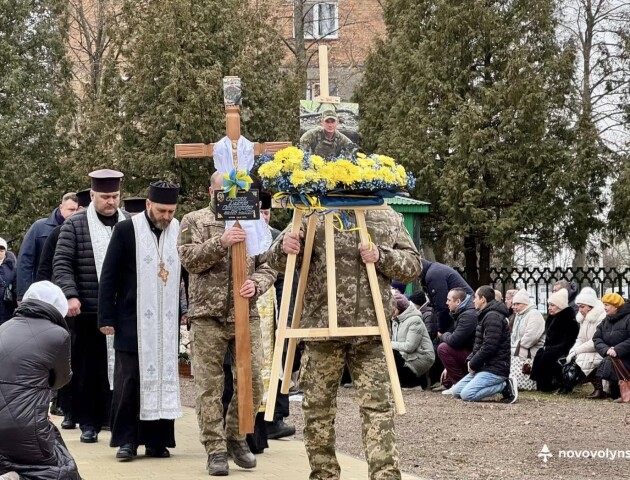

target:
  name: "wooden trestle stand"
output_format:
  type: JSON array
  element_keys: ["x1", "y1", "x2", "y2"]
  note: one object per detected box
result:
[{"x1": 263, "y1": 204, "x2": 406, "y2": 422}]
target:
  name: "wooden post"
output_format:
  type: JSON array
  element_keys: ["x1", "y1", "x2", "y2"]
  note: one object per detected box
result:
[{"x1": 314, "y1": 45, "x2": 340, "y2": 104}]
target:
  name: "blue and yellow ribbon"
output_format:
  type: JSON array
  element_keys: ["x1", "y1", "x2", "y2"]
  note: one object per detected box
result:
[
  {"x1": 222, "y1": 169, "x2": 253, "y2": 198},
  {"x1": 272, "y1": 192, "x2": 374, "y2": 250}
]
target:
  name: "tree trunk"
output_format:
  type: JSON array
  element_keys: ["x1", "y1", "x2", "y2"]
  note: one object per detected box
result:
[
  {"x1": 479, "y1": 240, "x2": 492, "y2": 286},
  {"x1": 572, "y1": 247, "x2": 587, "y2": 268},
  {"x1": 293, "y1": 0, "x2": 307, "y2": 91},
  {"x1": 463, "y1": 234, "x2": 478, "y2": 289}
]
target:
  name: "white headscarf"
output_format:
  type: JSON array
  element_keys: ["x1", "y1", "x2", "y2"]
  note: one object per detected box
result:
[{"x1": 23, "y1": 281, "x2": 69, "y2": 318}]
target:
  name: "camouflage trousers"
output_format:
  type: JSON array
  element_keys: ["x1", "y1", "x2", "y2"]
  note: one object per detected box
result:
[
  {"x1": 191, "y1": 318, "x2": 263, "y2": 455},
  {"x1": 301, "y1": 340, "x2": 401, "y2": 480}
]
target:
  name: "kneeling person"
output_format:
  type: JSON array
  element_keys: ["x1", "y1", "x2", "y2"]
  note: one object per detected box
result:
[
  {"x1": 451, "y1": 286, "x2": 517, "y2": 403},
  {"x1": 98, "y1": 181, "x2": 183, "y2": 461}
]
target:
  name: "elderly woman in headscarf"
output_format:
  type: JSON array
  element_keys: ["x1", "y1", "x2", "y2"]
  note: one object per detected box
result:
[
  {"x1": 0, "y1": 237, "x2": 17, "y2": 325},
  {"x1": 561, "y1": 287, "x2": 606, "y2": 397},
  {"x1": 593, "y1": 292, "x2": 630, "y2": 402},
  {"x1": 509, "y1": 289, "x2": 545, "y2": 390},
  {"x1": 391, "y1": 291, "x2": 435, "y2": 388},
  {"x1": 530, "y1": 288, "x2": 579, "y2": 392},
  {"x1": 0, "y1": 281, "x2": 81, "y2": 480}
]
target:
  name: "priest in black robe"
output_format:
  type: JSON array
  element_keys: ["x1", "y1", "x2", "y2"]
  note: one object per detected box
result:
[{"x1": 98, "y1": 181, "x2": 183, "y2": 461}]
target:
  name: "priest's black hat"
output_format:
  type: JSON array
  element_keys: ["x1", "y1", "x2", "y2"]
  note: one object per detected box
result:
[
  {"x1": 76, "y1": 188, "x2": 91, "y2": 208},
  {"x1": 260, "y1": 191, "x2": 272, "y2": 210},
  {"x1": 123, "y1": 197, "x2": 146, "y2": 214},
  {"x1": 148, "y1": 181, "x2": 180, "y2": 204},
  {"x1": 89, "y1": 169, "x2": 124, "y2": 193}
]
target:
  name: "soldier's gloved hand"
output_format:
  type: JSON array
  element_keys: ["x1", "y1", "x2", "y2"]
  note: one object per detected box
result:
[
  {"x1": 220, "y1": 225, "x2": 246, "y2": 248},
  {"x1": 359, "y1": 243, "x2": 379, "y2": 264},
  {"x1": 239, "y1": 279, "x2": 256, "y2": 299},
  {"x1": 283, "y1": 233, "x2": 301, "y2": 255},
  {"x1": 67, "y1": 298, "x2": 81, "y2": 317}
]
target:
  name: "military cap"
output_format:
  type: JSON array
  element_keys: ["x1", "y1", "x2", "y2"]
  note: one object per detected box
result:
[
  {"x1": 322, "y1": 109, "x2": 338, "y2": 121},
  {"x1": 89, "y1": 169, "x2": 124, "y2": 193}
]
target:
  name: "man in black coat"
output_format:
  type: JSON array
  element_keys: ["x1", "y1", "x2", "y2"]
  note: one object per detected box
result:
[
  {"x1": 98, "y1": 181, "x2": 183, "y2": 461},
  {"x1": 16, "y1": 193, "x2": 79, "y2": 301},
  {"x1": 53, "y1": 170, "x2": 129, "y2": 444},
  {"x1": 436, "y1": 288, "x2": 478, "y2": 391},
  {"x1": 450, "y1": 286, "x2": 517, "y2": 403},
  {"x1": 419, "y1": 259, "x2": 473, "y2": 336}
]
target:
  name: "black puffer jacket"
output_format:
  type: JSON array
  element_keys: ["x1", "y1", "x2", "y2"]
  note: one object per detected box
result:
[
  {"x1": 594, "y1": 302, "x2": 630, "y2": 382},
  {"x1": 0, "y1": 300, "x2": 80, "y2": 479},
  {"x1": 468, "y1": 300, "x2": 511, "y2": 377},
  {"x1": 442, "y1": 300, "x2": 477, "y2": 351},
  {"x1": 0, "y1": 252, "x2": 17, "y2": 324},
  {"x1": 53, "y1": 210, "x2": 128, "y2": 313}
]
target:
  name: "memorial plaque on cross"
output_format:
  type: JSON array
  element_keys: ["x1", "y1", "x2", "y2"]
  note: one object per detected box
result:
[{"x1": 175, "y1": 77, "x2": 291, "y2": 434}]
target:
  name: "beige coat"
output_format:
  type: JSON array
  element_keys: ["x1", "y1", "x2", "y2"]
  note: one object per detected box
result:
[
  {"x1": 511, "y1": 305, "x2": 546, "y2": 358},
  {"x1": 571, "y1": 302, "x2": 605, "y2": 376}
]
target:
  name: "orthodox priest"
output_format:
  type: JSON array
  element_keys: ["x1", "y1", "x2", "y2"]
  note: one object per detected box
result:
[
  {"x1": 98, "y1": 181, "x2": 183, "y2": 461},
  {"x1": 53, "y1": 170, "x2": 130, "y2": 444}
]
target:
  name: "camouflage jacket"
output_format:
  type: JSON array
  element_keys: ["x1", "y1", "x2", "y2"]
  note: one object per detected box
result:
[
  {"x1": 177, "y1": 204, "x2": 277, "y2": 323},
  {"x1": 267, "y1": 208, "x2": 421, "y2": 332},
  {"x1": 299, "y1": 126, "x2": 356, "y2": 158}
]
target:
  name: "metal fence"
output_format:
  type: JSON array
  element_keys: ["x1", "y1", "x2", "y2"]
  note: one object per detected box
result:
[{"x1": 455, "y1": 267, "x2": 630, "y2": 313}]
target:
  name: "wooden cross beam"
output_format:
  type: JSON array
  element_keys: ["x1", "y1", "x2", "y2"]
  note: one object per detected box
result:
[{"x1": 174, "y1": 77, "x2": 291, "y2": 434}]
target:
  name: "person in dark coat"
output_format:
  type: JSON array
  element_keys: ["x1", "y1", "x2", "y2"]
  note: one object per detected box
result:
[
  {"x1": 16, "y1": 193, "x2": 79, "y2": 301},
  {"x1": 450, "y1": 286, "x2": 516, "y2": 403},
  {"x1": 530, "y1": 288, "x2": 579, "y2": 392},
  {"x1": 53, "y1": 170, "x2": 129, "y2": 444},
  {"x1": 419, "y1": 259, "x2": 473, "y2": 336},
  {"x1": 36, "y1": 189, "x2": 91, "y2": 285},
  {"x1": 0, "y1": 239, "x2": 17, "y2": 325},
  {"x1": 436, "y1": 288, "x2": 477, "y2": 391},
  {"x1": 0, "y1": 281, "x2": 80, "y2": 480},
  {"x1": 593, "y1": 293, "x2": 630, "y2": 402}
]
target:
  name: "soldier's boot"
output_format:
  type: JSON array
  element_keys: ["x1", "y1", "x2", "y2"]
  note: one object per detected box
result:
[
  {"x1": 207, "y1": 452, "x2": 229, "y2": 476},
  {"x1": 226, "y1": 440, "x2": 256, "y2": 469}
]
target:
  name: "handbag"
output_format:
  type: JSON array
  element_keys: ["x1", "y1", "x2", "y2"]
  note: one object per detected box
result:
[
  {"x1": 1, "y1": 278, "x2": 15, "y2": 303},
  {"x1": 611, "y1": 357, "x2": 630, "y2": 403},
  {"x1": 511, "y1": 343, "x2": 536, "y2": 390},
  {"x1": 558, "y1": 356, "x2": 585, "y2": 389}
]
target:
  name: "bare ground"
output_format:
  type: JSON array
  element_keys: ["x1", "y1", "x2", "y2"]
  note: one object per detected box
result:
[{"x1": 180, "y1": 378, "x2": 630, "y2": 480}]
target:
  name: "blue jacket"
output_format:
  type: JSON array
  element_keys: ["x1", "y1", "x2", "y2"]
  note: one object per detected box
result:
[
  {"x1": 17, "y1": 209, "x2": 62, "y2": 299},
  {"x1": 420, "y1": 259, "x2": 473, "y2": 334}
]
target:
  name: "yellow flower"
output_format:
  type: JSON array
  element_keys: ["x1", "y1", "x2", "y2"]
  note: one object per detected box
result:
[
  {"x1": 258, "y1": 160, "x2": 283, "y2": 178},
  {"x1": 357, "y1": 152, "x2": 366, "y2": 159},
  {"x1": 310, "y1": 155, "x2": 325, "y2": 169},
  {"x1": 376, "y1": 168, "x2": 396, "y2": 183},
  {"x1": 290, "y1": 170, "x2": 308, "y2": 186},
  {"x1": 375, "y1": 154, "x2": 396, "y2": 168},
  {"x1": 357, "y1": 158, "x2": 376, "y2": 169},
  {"x1": 275, "y1": 146, "x2": 304, "y2": 172}
]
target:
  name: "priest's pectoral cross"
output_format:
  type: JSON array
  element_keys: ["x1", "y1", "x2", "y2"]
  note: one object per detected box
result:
[
  {"x1": 174, "y1": 76, "x2": 291, "y2": 434},
  {"x1": 158, "y1": 261, "x2": 169, "y2": 285}
]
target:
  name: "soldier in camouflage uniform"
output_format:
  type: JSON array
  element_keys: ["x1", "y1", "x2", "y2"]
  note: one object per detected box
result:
[
  {"x1": 267, "y1": 208, "x2": 421, "y2": 480},
  {"x1": 299, "y1": 109, "x2": 357, "y2": 159},
  {"x1": 177, "y1": 172, "x2": 277, "y2": 476}
]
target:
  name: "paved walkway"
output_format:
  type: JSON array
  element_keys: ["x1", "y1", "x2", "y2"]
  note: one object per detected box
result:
[{"x1": 53, "y1": 408, "x2": 420, "y2": 479}]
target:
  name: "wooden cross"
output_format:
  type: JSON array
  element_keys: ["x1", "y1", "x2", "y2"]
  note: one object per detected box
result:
[
  {"x1": 314, "y1": 45, "x2": 339, "y2": 104},
  {"x1": 174, "y1": 77, "x2": 291, "y2": 434}
]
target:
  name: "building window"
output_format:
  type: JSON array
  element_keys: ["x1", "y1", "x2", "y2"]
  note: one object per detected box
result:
[{"x1": 304, "y1": 2, "x2": 339, "y2": 40}]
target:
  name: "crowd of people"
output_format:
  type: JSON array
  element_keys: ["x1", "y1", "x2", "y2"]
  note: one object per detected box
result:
[{"x1": 1, "y1": 169, "x2": 630, "y2": 480}]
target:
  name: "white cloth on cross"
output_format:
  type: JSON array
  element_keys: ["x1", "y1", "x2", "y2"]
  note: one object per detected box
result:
[
  {"x1": 133, "y1": 213, "x2": 183, "y2": 421},
  {"x1": 86, "y1": 203, "x2": 126, "y2": 390},
  {"x1": 214, "y1": 135, "x2": 272, "y2": 256}
]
